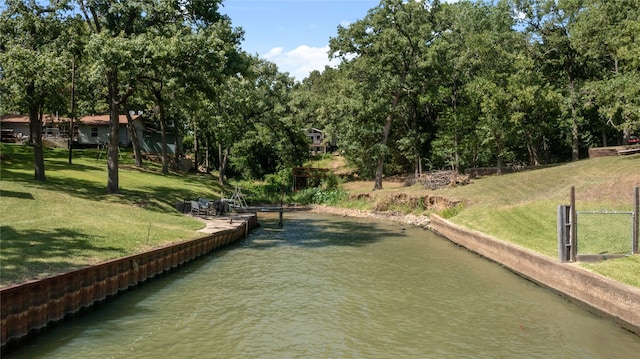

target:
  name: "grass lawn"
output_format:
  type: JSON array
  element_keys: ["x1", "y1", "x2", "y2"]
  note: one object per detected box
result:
[
  {"x1": 0, "y1": 144, "x2": 231, "y2": 287},
  {"x1": 333, "y1": 154, "x2": 640, "y2": 288},
  {"x1": 2, "y1": 143, "x2": 639, "y2": 289}
]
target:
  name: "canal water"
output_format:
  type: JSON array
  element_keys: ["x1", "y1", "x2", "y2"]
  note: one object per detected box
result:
[{"x1": 6, "y1": 213, "x2": 640, "y2": 358}]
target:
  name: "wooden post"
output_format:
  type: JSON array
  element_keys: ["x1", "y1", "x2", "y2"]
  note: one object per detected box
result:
[
  {"x1": 570, "y1": 186, "x2": 577, "y2": 262},
  {"x1": 278, "y1": 210, "x2": 283, "y2": 228},
  {"x1": 634, "y1": 187, "x2": 639, "y2": 254}
]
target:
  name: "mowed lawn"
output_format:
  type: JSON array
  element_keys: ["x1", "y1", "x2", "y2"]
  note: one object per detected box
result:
[
  {"x1": 0, "y1": 144, "x2": 224, "y2": 287},
  {"x1": 2, "y1": 143, "x2": 640, "y2": 289},
  {"x1": 337, "y1": 154, "x2": 640, "y2": 288},
  {"x1": 439, "y1": 155, "x2": 640, "y2": 287}
]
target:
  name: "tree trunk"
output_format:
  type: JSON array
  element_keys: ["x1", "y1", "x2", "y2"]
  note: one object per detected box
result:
[
  {"x1": 218, "y1": 143, "x2": 229, "y2": 186},
  {"x1": 218, "y1": 142, "x2": 224, "y2": 185},
  {"x1": 526, "y1": 131, "x2": 540, "y2": 166},
  {"x1": 373, "y1": 89, "x2": 402, "y2": 191},
  {"x1": 601, "y1": 125, "x2": 608, "y2": 147},
  {"x1": 568, "y1": 79, "x2": 579, "y2": 161},
  {"x1": 123, "y1": 104, "x2": 143, "y2": 168},
  {"x1": 173, "y1": 127, "x2": 183, "y2": 171},
  {"x1": 107, "y1": 69, "x2": 120, "y2": 194},
  {"x1": 159, "y1": 105, "x2": 169, "y2": 175},
  {"x1": 28, "y1": 82, "x2": 46, "y2": 181},
  {"x1": 193, "y1": 126, "x2": 199, "y2": 173},
  {"x1": 452, "y1": 79, "x2": 460, "y2": 172},
  {"x1": 68, "y1": 59, "x2": 76, "y2": 165},
  {"x1": 205, "y1": 137, "x2": 210, "y2": 172}
]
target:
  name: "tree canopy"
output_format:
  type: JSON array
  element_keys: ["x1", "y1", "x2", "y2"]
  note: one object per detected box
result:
[{"x1": 1, "y1": 0, "x2": 638, "y2": 192}]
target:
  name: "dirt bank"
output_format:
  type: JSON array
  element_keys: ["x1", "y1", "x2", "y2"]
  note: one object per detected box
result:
[{"x1": 309, "y1": 204, "x2": 431, "y2": 228}]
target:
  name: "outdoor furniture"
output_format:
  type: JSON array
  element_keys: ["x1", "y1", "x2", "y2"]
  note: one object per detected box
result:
[
  {"x1": 198, "y1": 198, "x2": 216, "y2": 216},
  {"x1": 213, "y1": 200, "x2": 230, "y2": 215},
  {"x1": 191, "y1": 200, "x2": 207, "y2": 216}
]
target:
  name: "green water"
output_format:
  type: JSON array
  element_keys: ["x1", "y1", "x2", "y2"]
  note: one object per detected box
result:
[{"x1": 7, "y1": 213, "x2": 640, "y2": 358}]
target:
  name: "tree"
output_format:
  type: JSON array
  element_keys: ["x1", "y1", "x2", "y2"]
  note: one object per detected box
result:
[
  {"x1": 224, "y1": 58, "x2": 307, "y2": 180},
  {"x1": 139, "y1": 20, "x2": 244, "y2": 175},
  {"x1": 571, "y1": 0, "x2": 640, "y2": 142},
  {"x1": 78, "y1": 0, "x2": 144, "y2": 193},
  {"x1": 77, "y1": 0, "x2": 233, "y2": 190},
  {"x1": 517, "y1": 0, "x2": 592, "y2": 161},
  {"x1": 0, "y1": 0, "x2": 72, "y2": 180},
  {"x1": 330, "y1": 0, "x2": 441, "y2": 190}
]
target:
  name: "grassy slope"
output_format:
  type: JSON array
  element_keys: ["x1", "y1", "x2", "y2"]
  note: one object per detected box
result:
[
  {"x1": 0, "y1": 144, "x2": 228, "y2": 286},
  {"x1": 2, "y1": 144, "x2": 639, "y2": 288},
  {"x1": 336, "y1": 155, "x2": 640, "y2": 287}
]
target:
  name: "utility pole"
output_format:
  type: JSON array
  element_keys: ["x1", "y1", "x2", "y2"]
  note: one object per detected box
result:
[{"x1": 68, "y1": 58, "x2": 76, "y2": 165}]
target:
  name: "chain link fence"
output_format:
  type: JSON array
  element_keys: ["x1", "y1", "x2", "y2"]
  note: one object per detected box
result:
[{"x1": 576, "y1": 211, "x2": 635, "y2": 256}]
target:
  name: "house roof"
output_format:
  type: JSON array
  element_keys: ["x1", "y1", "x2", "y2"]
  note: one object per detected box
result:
[{"x1": 1, "y1": 114, "x2": 136, "y2": 126}]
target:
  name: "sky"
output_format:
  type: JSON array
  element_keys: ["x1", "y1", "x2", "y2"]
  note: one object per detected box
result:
[{"x1": 220, "y1": 0, "x2": 381, "y2": 81}]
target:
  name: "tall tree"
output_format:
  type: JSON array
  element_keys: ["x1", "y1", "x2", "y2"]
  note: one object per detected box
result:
[
  {"x1": 330, "y1": 0, "x2": 440, "y2": 189},
  {"x1": 517, "y1": 0, "x2": 592, "y2": 161},
  {"x1": 0, "y1": 0, "x2": 72, "y2": 180},
  {"x1": 571, "y1": 0, "x2": 640, "y2": 142},
  {"x1": 77, "y1": 0, "x2": 230, "y2": 190}
]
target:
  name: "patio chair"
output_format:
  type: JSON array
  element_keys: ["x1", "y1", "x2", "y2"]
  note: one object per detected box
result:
[
  {"x1": 198, "y1": 198, "x2": 214, "y2": 216},
  {"x1": 191, "y1": 200, "x2": 205, "y2": 216}
]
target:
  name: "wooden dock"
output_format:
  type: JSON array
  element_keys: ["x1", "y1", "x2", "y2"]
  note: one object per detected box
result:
[{"x1": 232, "y1": 205, "x2": 309, "y2": 227}]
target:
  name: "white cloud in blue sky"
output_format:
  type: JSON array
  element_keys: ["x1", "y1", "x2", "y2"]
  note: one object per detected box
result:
[
  {"x1": 222, "y1": 0, "x2": 462, "y2": 81},
  {"x1": 263, "y1": 45, "x2": 341, "y2": 80},
  {"x1": 222, "y1": 0, "x2": 379, "y2": 81}
]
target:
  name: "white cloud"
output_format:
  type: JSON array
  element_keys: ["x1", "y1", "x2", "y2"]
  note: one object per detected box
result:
[{"x1": 262, "y1": 45, "x2": 341, "y2": 81}]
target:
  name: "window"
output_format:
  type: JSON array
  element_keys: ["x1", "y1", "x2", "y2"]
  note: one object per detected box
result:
[{"x1": 91, "y1": 127, "x2": 98, "y2": 137}]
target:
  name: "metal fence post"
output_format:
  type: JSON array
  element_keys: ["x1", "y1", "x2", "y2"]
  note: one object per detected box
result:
[
  {"x1": 558, "y1": 205, "x2": 571, "y2": 262},
  {"x1": 634, "y1": 187, "x2": 639, "y2": 254},
  {"x1": 570, "y1": 186, "x2": 577, "y2": 262}
]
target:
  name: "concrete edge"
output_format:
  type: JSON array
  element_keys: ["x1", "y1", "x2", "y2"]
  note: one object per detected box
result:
[
  {"x1": 1, "y1": 215, "x2": 259, "y2": 350},
  {"x1": 429, "y1": 214, "x2": 640, "y2": 336}
]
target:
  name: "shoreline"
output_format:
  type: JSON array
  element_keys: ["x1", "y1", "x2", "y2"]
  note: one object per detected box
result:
[
  {"x1": 309, "y1": 204, "x2": 640, "y2": 335},
  {"x1": 308, "y1": 204, "x2": 432, "y2": 228}
]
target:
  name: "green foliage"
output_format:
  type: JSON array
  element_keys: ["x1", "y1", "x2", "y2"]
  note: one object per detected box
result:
[
  {"x1": 3, "y1": 0, "x2": 639, "y2": 192},
  {"x1": 292, "y1": 187, "x2": 347, "y2": 206},
  {"x1": 0, "y1": 143, "x2": 222, "y2": 286},
  {"x1": 438, "y1": 203, "x2": 464, "y2": 219}
]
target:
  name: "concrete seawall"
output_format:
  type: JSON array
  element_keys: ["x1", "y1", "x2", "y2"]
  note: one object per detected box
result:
[
  {"x1": 429, "y1": 214, "x2": 640, "y2": 335},
  {"x1": 0, "y1": 214, "x2": 258, "y2": 349}
]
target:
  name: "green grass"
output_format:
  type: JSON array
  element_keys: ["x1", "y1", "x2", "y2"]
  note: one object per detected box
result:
[
  {"x1": 0, "y1": 144, "x2": 232, "y2": 286},
  {"x1": 2, "y1": 143, "x2": 639, "y2": 288},
  {"x1": 331, "y1": 155, "x2": 640, "y2": 287},
  {"x1": 437, "y1": 155, "x2": 640, "y2": 287},
  {"x1": 441, "y1": 157, "x2": 639, "y2": 249},
  {"x1": 438, "y1": 156, "x2": 640, "y2": 287}
]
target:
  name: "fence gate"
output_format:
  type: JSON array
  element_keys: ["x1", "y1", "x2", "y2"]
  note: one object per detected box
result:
[{"x1": 576, "y1": 211, "x2": 635, "y2": 256}]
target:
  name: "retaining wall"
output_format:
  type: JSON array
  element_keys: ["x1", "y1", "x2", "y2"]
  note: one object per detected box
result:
[
  {"x1": 0, "y1": 215, "x2": 258, "y2": 349},
  {"x1": 429, "y1": 214, "x2": 640, "y2": 335}
]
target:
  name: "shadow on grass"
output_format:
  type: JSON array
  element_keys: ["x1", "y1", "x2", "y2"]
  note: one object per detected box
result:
[
  {"x1": 0, "y1": 225, "x2": 127, "y2": 287},
  {"x1": 1, "y1": 144, "x2": 224, "y2": 214},
  {"x1": 0, "y1": 189, "x2": 35, "y2": 200}
]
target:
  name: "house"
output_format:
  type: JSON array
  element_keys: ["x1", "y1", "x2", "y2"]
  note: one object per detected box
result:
[
  {"x1": 0, "y1": 113, "x2": 133, "y2": 146},
  {"x1": 0, "y1": 113, "x2": 178, "y2": 155},
  {"x1": 0, "y1": 114, "x2": 32, "y2": 140},
  {"x1": 75, "y1": 114, "x2": 135, "y2": 146},
  {"x1": 305, "y1": 128, "x2": 338, "y2": 155},
  {"x1": 306, "y1": 128, "x2": 327, "y2": 155}
]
